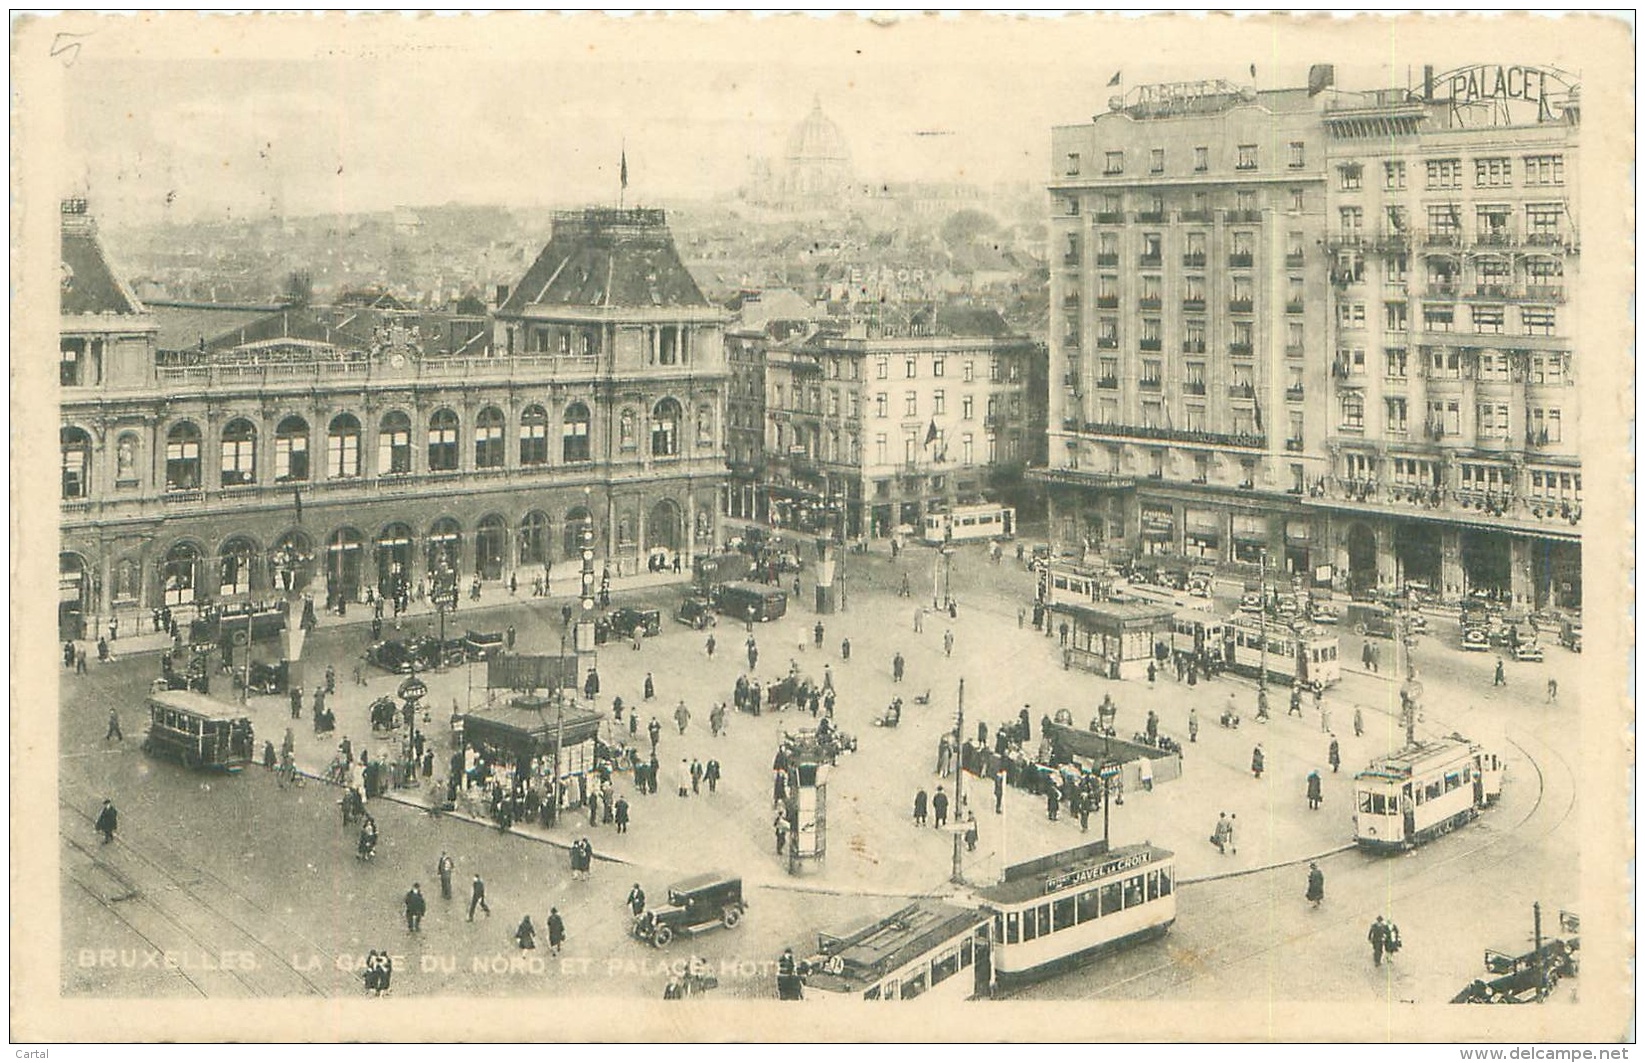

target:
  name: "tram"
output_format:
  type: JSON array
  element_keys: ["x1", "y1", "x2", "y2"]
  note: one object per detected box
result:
[
  {"x1": 923, "y1": 503, "x2": 1016, "y2": 545},
  {"x1": 142, "y1": 689, "x2": 256, "y2": 772},
  {"x1": 1222, "y1": 615, "x2": 1340, "y2": 688},
  {"x1": 1352, "y1": 736, "x2": 1501, "y2": 852},
  {"x1": 1169, "y1": 610, "x2": 1226, "y2": 663},
  {"x1": 977, "y1": 841, "x2": 1176, "y2": 988},
  {"x1": 798, "y1": 902, "x2": 992, "y2": 1002}
]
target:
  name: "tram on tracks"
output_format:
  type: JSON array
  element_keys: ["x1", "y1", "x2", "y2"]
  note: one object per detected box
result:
[
  {"x1": 1222, "y1": 614, "x2": 1341, "y2": 688},
  {"x1": 797, "y1": 902, "x2": 992, "y2": 1002},
  {"x1": 1353, "y1": 736, "x2": 1502, "y2": 852}
]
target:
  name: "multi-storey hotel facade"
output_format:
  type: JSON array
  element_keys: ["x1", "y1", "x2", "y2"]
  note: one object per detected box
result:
[
  {"x1": 58, "y1": 204, "x2": 729, "y2": 640},
  {"x1": 1038, "y1": 67, "x2": 1580, "y2": 609}
]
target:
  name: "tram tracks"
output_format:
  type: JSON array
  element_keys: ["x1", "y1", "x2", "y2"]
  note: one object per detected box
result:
[{"x1": 59, "y1": 795, "x2": 336, "y2": 997}]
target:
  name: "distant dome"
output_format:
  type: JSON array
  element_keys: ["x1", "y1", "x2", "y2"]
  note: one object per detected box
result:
[{"x1": 786, "y1": 97, "x2": 853, "y2": 168}]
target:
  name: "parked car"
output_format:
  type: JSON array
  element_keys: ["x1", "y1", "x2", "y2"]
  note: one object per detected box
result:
[
  {"x1": 1462, "y1": 628, "x2": 1491, "y2": 652},
  {"x1": 462, "y1": 630, "x2": 505, "y2": 660},
  {"x1": 1238, "y1": 593, "x2": 1263, "y2": 615},
  {"x1": 1559, "y1": 616, "x2": 1583, "y2": 653},
  {"x1": 1307, "y1": 600, "x2": 1340, "y2": 625},
  {"x1": 1273, "y1": 596, "x2": 1300, "y2": 619},
  {"x1": 1187, "y1": 568, "x2": 1215, "y2": 598},
  {"x1": 367, "y1": 639, "x2": 421, "y2": 673},
  {"x1": 632, "y1": 872, "x2": 746, "y2": 948},
  {"x1": 606, "y1": 607, "x2": 663, "y2": 639},
  {"x1": 676, "y1": 595, "x2": 716, "y2": 630},
  {"x1": 1512, "y1": 642, "x2": 1545, "y2": 663}
]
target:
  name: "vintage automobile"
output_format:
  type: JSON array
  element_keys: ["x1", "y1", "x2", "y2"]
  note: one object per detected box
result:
[
  {"x1": 244, "y1": 659, "x2": 289, "y2": 695},
  {"x1": 1512, "y1": 642, "x2": 1545, "y2": 663},
  {"x1": 1559, "y1": 616, "x2": 1583, "y2": 653},
  {"x1": 1307, "y1": 600, "x2": 1340, "y2": 625},
  {"x1": 606, "y1": 607, "x2": 663, "y2": 640},
  {"x1": 366, "y1": 639, "x2": 421, "y2": 673},
  {"x1": 1238, "y1": 593, "x2": 1264, "y2": 615},
  {"x1": 1272, "y1": 596, "x2": 1300, "y2": 619},
  {"x1": 632, "y1": 872, "x2": 746, "y2": 948},
  {"x1": 675, "y1": 595, "x2": 716, "y2": 630},
  {"x1": 1462, "y1": 627, "x2": 1492, "y2": 652},
  {"x1": 1187, "y1": 567, "x2": 1216, "y2": 598},
  {"x1": 462, "y1": 630, "x2": 505, "y2": 661}
]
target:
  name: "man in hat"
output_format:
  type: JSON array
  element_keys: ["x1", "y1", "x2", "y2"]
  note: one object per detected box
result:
[
  {"x1": 94, "y1": 799, "x2": 119, "y2": 844},
  {"x1": 403, "y1": 883, "x2": 427, "y2": 931}
]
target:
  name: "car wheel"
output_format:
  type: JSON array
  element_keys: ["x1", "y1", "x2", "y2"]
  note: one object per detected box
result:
[
  {"x1": 722, "y1": 907, "x2": 742, "y2": 929},
  {"x1": 652, "y1": 925, "x2": 674, "y2": 948},
  {"x1": 1354, "y1": 623, "x2": 1367, "y2": 636}
]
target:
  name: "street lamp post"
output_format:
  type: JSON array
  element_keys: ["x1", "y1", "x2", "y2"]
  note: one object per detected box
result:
[
  {"x1": 1258, "y1": 547, "x2": 1269, "y2": 692},
  {"x1": 950, "y1": 678, "x2": 965, "y2": 884}
]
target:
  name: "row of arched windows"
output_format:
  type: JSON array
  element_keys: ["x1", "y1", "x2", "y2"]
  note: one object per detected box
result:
[{"x1": 63, "y1": 399, "x2": 708, "y2": 498}]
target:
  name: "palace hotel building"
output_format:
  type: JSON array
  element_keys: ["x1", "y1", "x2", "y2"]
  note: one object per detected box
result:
[
  {"x1": 59, "y1": 203, "x2": 728, "y2": 639},
  {"x1": 1038, "y1": 66, "x2": 1580, "y2": 609}
]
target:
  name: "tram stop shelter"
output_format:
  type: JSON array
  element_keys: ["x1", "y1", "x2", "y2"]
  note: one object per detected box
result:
[
  {"x1": 1049, "y1": 600, "x2": 1174, "y2": 680},
  {"x1": 461, "y1": 696, "x2": 604, "y2": 782},
  {"x1": 1043, "y1": 721, "x2": 1183, "y2": 792}
]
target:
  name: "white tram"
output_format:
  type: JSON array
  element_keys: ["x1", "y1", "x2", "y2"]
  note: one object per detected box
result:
[
  {"x1": 923, "y1": 503, "x2": 1016, "y2": 545},
  {"x1": 976, "y1": 841, "x2": 1176, "y2": 988},
  {"x1": 1169, "y1": 610, "x2": 1226, "y2": 662},
  {"x1": 1222, "y1": 615, "x2": 1341, "y2": 688},
  {"x1": 799, "y1": 902, "x2": 991, "y2": 1002},
  {"x1": 1353, "y1": 736, "x2": 1502, "y2": 852}
]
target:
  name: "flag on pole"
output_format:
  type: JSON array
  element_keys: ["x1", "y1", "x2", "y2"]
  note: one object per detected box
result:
[
  {"x1": 1249, "y1": 63, "x2": 1257, "y2": 79},
  {"x1": 924, "y1": 420, "x2": 939, "y2": 447},
  {"x1": 620, "y1": 146, "x2": 628, "y2": 191},
  {"x1": 1107, "y1": 70, "x2": 1122, "y2": 87},
  {"x1": 1253, "y1": 396, "x2": 1264, "y2": 434},
  {"x1": 1307, "y1": 63, "x2": 1336, "y2": 96}
]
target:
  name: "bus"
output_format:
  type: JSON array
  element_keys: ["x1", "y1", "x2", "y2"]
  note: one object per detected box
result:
[
  {"x1": 798, "y1": 902, "x2": 991, "y2": 1002},
  {"x1": 923, "y1": 504, "x2": 1016, "y2": 545},
  {"x1": 1353, "y1": 736, "x2": 1501, "y2": 852},
  {"x1": 713, "y1": 581, "x2": 788, "y2": 623},
  {"x1": 977, "y1": 841, "x2": 1176, "y2": 988},
  {"x1": 1222, "y1": 615, "x2": 1341, "y2": 688}
]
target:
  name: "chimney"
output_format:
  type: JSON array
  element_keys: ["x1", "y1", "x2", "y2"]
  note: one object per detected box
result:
[{"x1": 495, "y1": 284, "x2": 510, "y2": 307}]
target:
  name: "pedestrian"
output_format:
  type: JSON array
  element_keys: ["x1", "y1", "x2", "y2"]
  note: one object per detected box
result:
[
  {"x1": 841, "y1": 637, "x2": 851, "y2": 661},
  {"x1": 1306, "y1": 770, "x2": 1323, "y2": 810},
  {"x1": 1547, "y1": 677, "x2": 1558, "y2": 703},
  {"x1": 468, "y1": 873, "x2": 491, "y2": 920},
  {"x1": 706, "y1": 634, "x2": 716, "y2": 658},
  {"x1": 1306, "y1": 863, "x2": 1325, "y2": 908},
  {"x1": 674, "y1": 700, "x2": 691, "y2": 735},
  {"x1": 912, "y1": 607, "x2": 923, "y2": 633},
  {"x1": 76, "y1": 646, "x2": 88, "y2": 675},
  {"x1": 94, "y1": 799, "x2": 118, "y2": 844},
  {"x1": 505, "y1": 625, "x2": 516, "y2": 650},
  {"x1": 632, "y1": 628, "x2": 642, "y2": 652},
  {"x1": 677, "y1": 758, "x2": 691, "y2": 798},
  {"x1": 774, "y1": 812, "x2": 788, "y2": 854},
  {"x1": 648, "y1": 753, "x2": 661, "y2": 795},
  {"x1": 1188, "y1": 708, "x2": 1199, "y2": 744},
  {"x1": 964, "y1": 812, "x2": 978, "y2": 853},
  {"x1": 690, "y1": 759, "x2": 703, "y2": 795},
  {"x1": 892, "y1": 652, "x2": 905, "y2": 683},
  {"x1": 1058, "y1": 621, "x2": 1068, "y2": 647},
  {"x1": 822, "y1": 665, "x2": 834, "y2": 692},
  {"x1": 1328, "y1": 737, "x2": 1341, "y2": 774},
  {"x1": 1361, "y1": 641, "x2": 1373, "y2": 671},
  {"x1": 1368, "y1": 915, "x2": 1391, "y2": 966},
  {"x1": 645, "y1": 673, "x2": 656, "y2": 700},
  {"x1": 514, "y1": 915, "x2": 537, "y2": 952},
  {"x1": 1251, "y1": 745, "x2": 1265, "y2": 779},
  {"x1": 747, "y1": 636, "x2": 759, "y2": 670},
  {"x1": 1321, "y1": 703, "x2": 1333, "y2": 733},
  {"x1": 290, "y1": 686, "x2": 303, "y2": 719},
  {"x1": 1210, "y1": 812, "x2": 1229, "y2": 854},
  {"x1": 993, "y1": 769, "x2": 1005, "y2": 815},
  {"x1": 709, "y1": 702, "x2": 726, "y2": 738},
  {"x1": 648, "y1": 717, "x2": 662, "y2": 751},
  {"x1": 584, "y1": 668, "x2": 601, "y2": 699},
  {"x1": 943, "y1": 629, "x2": 954, "y2": 657},
  {"x1": 1493, "y1": 658, "x2": 1506, "y2": 687},
  {"x1": 403, "y1": 883, "x2": 426, "y2": 931},
  {"x1": 932, "y1": 785, "x2": 949, "y2": 829},
  {"x1": 629, "y1": 711, "x2": 640, "y2": 738},
  {"x1": 814, "y1": 621, "x2": 824, "y2": 649},
  {"x1": 1145, "y1": 710, "x2": 1159, "y2": 743},
  {"x1": 913, "y1": 788, "x2": 928, "y2": 826},
  {"x1": 1225, "y1": 813, "x2": 1238, "y2": 855},
  {"x1": 105, "y1": 706, "x2": 124, "y2": 742},
  {"x1": 1046, "y1": 786, "x2": 1060, "y2": 821},
  {"x1": 614, "y1": 795, "x2": 629, "y2": 833},
  {"x1": 437, "y1": 852, "x2": 455, "y2": 899},
  {"x1": 627, "y1": 883, "x2": 646, "y2": 918},
  {"x1": 546, "y1": 908, "x2": 566, "y2": 955},
  {"x1": 1018, "y1": 607, "x2": 1026, "y2": 629},
  {"x1": 1147, "y1": 660, "x2": 1156, "y2": 685},
  {"x1": 1353, "y1": 707, "x2": 1364, "y2": 737},
  {"x1": 1290, "y1": 688, "x2": 1303, "y2": 717},
  {"x1": 705, "y1": 759, "x2": 721, "y2": 794}
]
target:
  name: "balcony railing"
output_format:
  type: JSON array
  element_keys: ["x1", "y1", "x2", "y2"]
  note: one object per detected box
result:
[
  {"x1": 1228, "y1": 298, "x2": 1254, "y2": 314},
  {"x1": 1138, "y1": 297, "x2": 1162, "y2": 310},
  {"x1": 1424, "y1": 230, "x2": 1463, "y2": 247},
  {"x1": 1139, "y1": 254, "x2": 1163, "y2": 267},
  {"x1": 1139, "y1": 338, "x2": 1162, "y2": 352},
  {"x1": 1228, "y1": 342, "x2": 1253, "y2": 357},
  {"x1": 1285, "y1": 252, "x2": 1305, "y2": 267},
  {"x1": 1285, "y1": 437, "x2": 1305, "y2": 452},
  {"x1": 1096, "y1": 337, "x2": 1119, "y2": 350},
  {"x1": 1094, "y1": 212, "x2": 1125, "y2": 224},
  {"x1": 1062, "y1": 335, "x2": 1081, "y2": 349},
  {"x1": 1228, "y1": 383, "x2": 1256, "y2": 399},
  {"x1": 1095, "y1": 376, "x2": 1120, "y2": 390},
  {"x1": 1285, "y1": 299, "x2": 1304, "y2": 314},
  {"x1": 1135, "y1": 211, "x2": 1167, "y2": 224},
  {"x1": 1228, "y1": 252, "x2": 1254, "y2": 268},
  {"x1": 1181, "y1": 210, "x2": 1213, "y2": 223},
  {"x1": 1226, "y1": 209, "x2": 1263, "y2": 223},
  {"x1": 1285, "y1": 344, "x2": 1304, "y2": 357},
  {"x1": 1062, "y1": 254, "x2": 1081, "y2": 266},
  {"x1": 1474, "y1": 231, "x2": 1516, "y2": 248},
  {"x1": 1095, "y1": 252, "x2": 1120, "y2": 266},
  {"x1": 1182, "y1": 340, "x2": 1206, "y2": 354},
  {"x1": 1182, "y1": 252, "x2": 1207, "y2": 268},
  {"x1": 1182, "y1": 298, "x2": 1206, "y2": 311},
  {"x1": 1525, "y1": 232, "x2": 1567, "y2": 248},
  {"x1": 1426, "y1": 283, "x2": 1459, "y2": 299},
  {"x1": 1139, "y1": 378, "x2": 1162, "y2": 391},
  {"x1": 1285, "y1": 384, "x2": 1304, "y2": 400},
  {"x1": 1077, "y1": 421, "x2": 1266, "y2": 449},
  {"x1": 1094, "y1": 295, "x2": 1119, "y2": 309},
  {"x1": 1469, "y1": 284, "x2": 1512, "y2": 300},
  {"x1": 155, "y1": 353, "x2": 603, "y2": 390},
  {"x1": 1183, "y1": 381, "x2": 1207, "y2": 396}
]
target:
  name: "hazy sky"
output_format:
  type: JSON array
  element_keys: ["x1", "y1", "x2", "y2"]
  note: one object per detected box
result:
[{"x1": 47, "y1": 13, "x2": 1603, "y2": 228}]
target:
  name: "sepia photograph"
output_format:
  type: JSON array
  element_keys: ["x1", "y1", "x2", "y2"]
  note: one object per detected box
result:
[{"x1": 10, "y1": 10, "x2": 1635, "y2": 1044}]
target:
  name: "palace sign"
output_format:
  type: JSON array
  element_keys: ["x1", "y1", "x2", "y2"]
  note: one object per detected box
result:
[{"x1": 1430, "y1": 65, "x2": 1577, "y2": 124}]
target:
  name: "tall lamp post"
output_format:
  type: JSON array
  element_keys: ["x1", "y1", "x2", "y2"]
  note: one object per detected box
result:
[
  {"x1": 429, "y1": 547, "x2": 458, "y2": 672},
  {"x1": 1257, "y1": 547, "x2": 1269, "y2": 692}
]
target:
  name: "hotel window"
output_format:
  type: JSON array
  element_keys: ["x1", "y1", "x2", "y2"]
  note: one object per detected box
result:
[
  {"x1": 1065, "y1": 152, "x2": 1081, "y2": 176},
  {"x1": 1289, "y1": 187, "x2": 1305, "y2": 212},
  {"x1": 1424, "y1": 304, "x2": 1455, "y2": 332},
  {"x1": 1098, "y1": 357, "x2": 1120, "y2": 386},
  {"x1": 1184, "y1": 320, "x2": 1206, "y2": 353},
  {"x1": 932, "y1": 357, "x2": 945, "y2": 378},
  {"x1": 1385, "y1": 347, "x2": 1408, "y2": 377},
  {"x1": 1286, "y1": 321, "x2": 1304, "y2": 354},
  {"x1": 1104, "y1": 150, "x2": 1124, "y2": 175},
  {"x1": 1193, "y1": 145, "x2": 1209, "y2": 172},
  {"x1": 1522, "y1": 307, "x2": 1557, "y2": 336},
  {"x1": 219, "y1": 419, "x2": 257, "y2": 486},
  {"x1": 1427, "y1": 398, "x2": 1461, "y2": 436},
  {"x1": 876, "y1": 357, "x2": 888, "y2": 380},
  {"x1": 426, "y1": 409, "x2": 460, "y2": 471},
  {"x1": 1425, "y1": 158, "x2": 1461, "y2": 190},
  {"x1": 1340, "y1": 394, "x2": 1365, "y2": 429},
  {"x1": 827, "y1": 389, "x2": 840, "y2": 417},
  {"x1": 1141, "y1": 318, "x2": 1161, "y2": 346},
  {"x1": 1476, "y1": 205, "x2": 1511, "y2": 242},
  {"x1": 1337, "y1": 303, "x2": 1365, "y2": 329},
  {"x1": 1338, "y1": 163, "x2": 1362, "y2": 190},
  {"x1": 906, "y1": 357, "x2": 918, "y2": 379},
  {"x1": 1149, "y1": 147, "x2": 1165, "y2": 173},
  {"x1": 963, "y1": 360, "x2": 974, "y2": 383},
  {"x1": 1526, "y1": 204, "x2": 1564, "y2": 242},
  {"x1": 1339, "y1": 206, "x2": 1364, "y2": 235},
  {"x1": 875, "y1": 434, "x2": 887, "y2": 464},
  {"x1": 1236, "y1": 143, "x2": 1257, "y2": 170},
  {"x1": 1524, "y1": 154, "x2": 1564, "y2": 186},
  {"x1": 1529, "y1": 407, "x2": 1562, "y2": 443},
  {"x1": 904, "y1": 391, "x2": 918, "y2": 416},
  {"x1": 1186, "y1": 406, "x2": 1206, "y2": 433},
  {"x1": 519, "y1": 405, "x2": 548, "y2": 466},
  {"x1": 1190, "y1": 191, "x2": 1210, "y2": 216},
  {"x1": 326, "y1": 414, "x2": 361, "y2": 480},
  {"x1": 1231, "y1": 320, "x2": 1254, "y2": 351},
  {"x1": 1475, "y1": 156, "x2": 1512, "y2": 188},
  {"x1": 1384, "y1": 160, "x2": 1407, "y2": 190},
  {"x1": 961, "y1": 394, "x2": 974, "y2": 419},
  {"x1": 1427, "y1": 203, "x2": 1462, "y2": 236},
  {"x1": 1097, "y1": 274, "x2": 1119, "y2": 303},
  {"x1": 1142, "y1": 401, "x2": 1163, "y2": 430},
  {"x1": 1530, "y1": 353, "x2": 1564, "y2": 385},
  {"x1": 1385, "y1": 397, "x2": 1408, "y2": 435},
  {"x1": 1385, "y1": 301, "x2": 1408, "y2": 332},
  {"x1": 1287, "y1": 231, "x2": 1305, "y2": 259},
  {"x1": 847, "y1": 392, "x2": 860, "y2": 418},
  {"x1": 1097, "y1": 231, "x2": 1118, "y2": 259},
  {"x1": 1428, "y1": 347, "x2": 1461, "y2": 379},
  {"x1": 1231, "y1": 231, "x2": 1253, "y2": 259},
  {"x1": 1141, "y1": 232, "x2": 1162, "y2": 261},
  {"x1": 1472, "y1": 305, "x2": 1506, "y2": 335},
  {"x1": 379, "y1": 411, "x2": 413, "y2": 474},
  {"x1": 1097, "y1": 399, "x2": 1119, "y2": 425},
  {"x1": 1185, "y1": 362, "x2": 1206, "y2": 393},
  {"x1": 1477, "y1": 256, "x2": 1511, "y2": 288},
  {"x1": 1385, "y1": 204, "x2": 1409, "y2": 233},
  {"x1": 933, "y1": 390, "x2": 946, "y2": 415},
  {"x1": 1286, "y1": 276, "x2": 1304, "y2": 308},
  {"x1": 961, "y1": 433, "x2": 974, "y2": 465},
  {"x1": 474, "y1": 406, "x2": 505, "y2": 468},
  {"x1": 1337, "y1": 348, "x2": 1366, "y2": 376},
  {"x1": 1235, "y1": 189, "x2": 1256, "y2": 215},
  {"x1": 1185, "y1": 275, "x2": 1206, "y2": 304},
  {"x1": 61, "y1": 427, "x2": 90, "y2": 498},
  {"x1": 1290, "y1": 141, "x2": 1306, "y2": 168},
  {"x1": 1386, "y1": 253, "x2": 1409, "y2": 284},
  {"x1": 1141, "y1": 359, "x2": 1162, "y2": 387},
  {"x1": 1476, "y1": 402, "x2": 1510, "y2": 439},
  {"x1": 275, "y1": 416, "x2": 310, "y2": 482},
  {"x1": 1141, "y1": 274, "x2": 1162, "y2": 304}
]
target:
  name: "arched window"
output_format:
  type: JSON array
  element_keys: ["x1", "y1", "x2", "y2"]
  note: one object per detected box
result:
[
  {"x1": 427, "y1": 517, "x2": 462, "y2": 576},
  {"x1": 475, "y1": 514, "x2": 507, "y2": 580},
  {"x1": 651, "y1": 398, "x2": 682, "y2": 457},
  {"x1": 428, "y1": 408, "x2": 460, "y2": 472},
  {"x1": 327, "y1": 414, "x2": 361, "y2": 479},
  {"x1": 275, "y1": 416, "x2": 310, "y2": 482},
  {"x1": 165, "y1": 422, "x2": 202, "y2": 491},
  {"x1": 218, "y1": 536, "x2": 258, "y2": 596},
  {"x1": 220, "y1": 418, "x2": 257, "y2": 487},
  {"x1": 61, "y1": 426, "x2": 91, "y2": 499},
  {"x1": 162, "y1": 541, "x2": 200, "y2": 605},
  {"x1": 564, "y1": 506, "x2": 594, "y2": 558},
  {"x1": 475, "y1": 406, "x2": 505, "y2": 469},
  {"x1": 518, "y1": 510, "x2": 551, "y2": 566},
  {"x1": 563, "y1": 402, "x2": 591, "y2": 462},
  {"x1": 519, "y1": 404, "x2": 549, "y2": 466},
  {"x1": 114, "y1": 432, "x2": 139, "y2": 484},
  {"x1": 378, "y1": 411, "x2": 412, "y2": 476}
]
